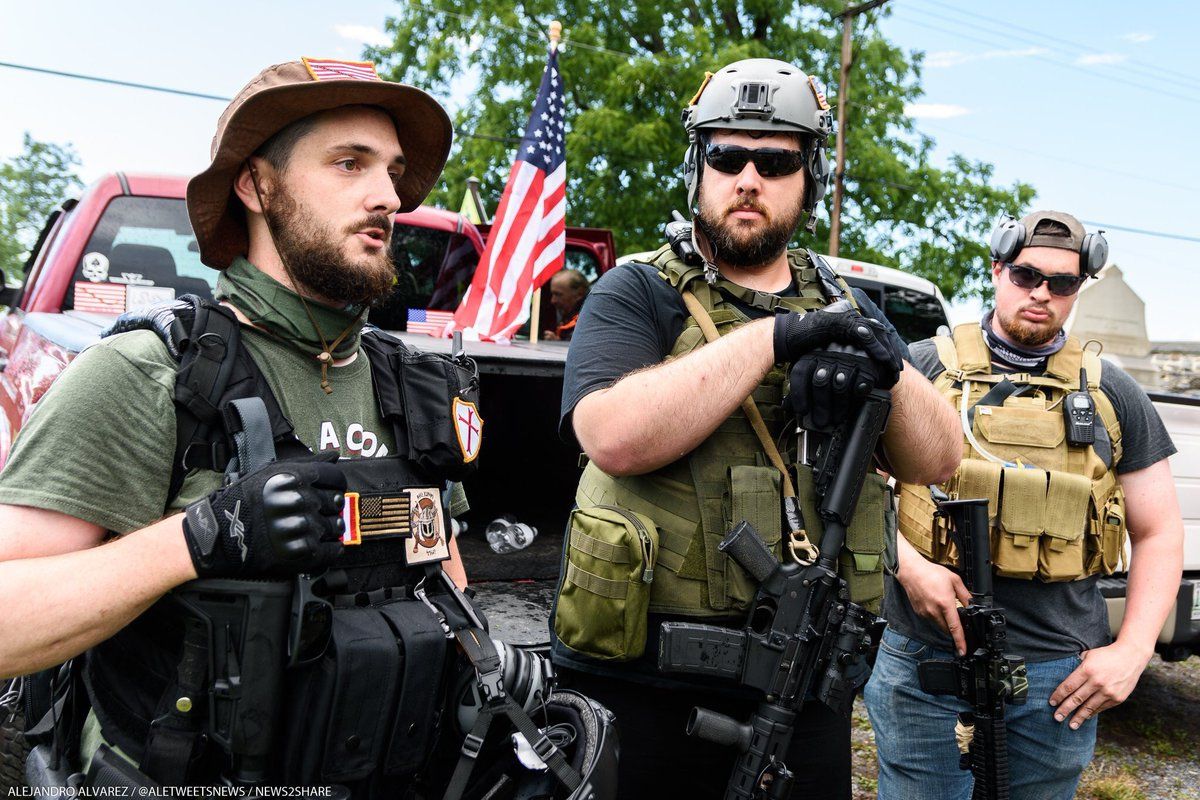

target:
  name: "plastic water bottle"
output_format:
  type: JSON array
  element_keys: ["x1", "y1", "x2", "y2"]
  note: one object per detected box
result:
[{"x1": 485, "y1": 516, "x2": 538, "y2": 554}]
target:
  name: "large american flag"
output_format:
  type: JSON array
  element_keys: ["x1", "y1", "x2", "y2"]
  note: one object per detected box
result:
[{"x1": 453, "y1": 46, "x2": 566, "y2": 342}]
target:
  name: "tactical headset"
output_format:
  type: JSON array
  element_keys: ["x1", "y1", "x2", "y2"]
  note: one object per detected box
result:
[
  {"x1": 681, "y1": 59, "x2": 835, "y2": 220},
  {"x1": 989, "y1": 212, "x2": 1109, "y2": 279}
]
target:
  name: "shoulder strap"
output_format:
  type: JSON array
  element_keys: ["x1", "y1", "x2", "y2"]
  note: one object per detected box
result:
[
  {"x1": 932, "y1": 335, "x2": 959, "y2": 373},
  {"x1": 1083, "y1": 353, "x2": 1123, "y2": 465},
  {"x1": 107, "y1": 294, "x2": 304, "y2": 500},
  {"x1": 951, "y1": 323, "x2": 992, "y2": 374},
  {"x1": 1044, "y1": 335, "x2": 1085, "y2": 385}
]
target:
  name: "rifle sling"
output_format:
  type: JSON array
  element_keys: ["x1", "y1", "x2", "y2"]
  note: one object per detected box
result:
[{"x1": 679, "y1": 290, "x2": 796, "y2": 501}]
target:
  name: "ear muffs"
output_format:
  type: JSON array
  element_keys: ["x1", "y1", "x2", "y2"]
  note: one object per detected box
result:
[
  {"x1": 806, "y1": 145, "x2": 830, "y2": 209},
  {"x1": 1080, "y1": 230, "x2": 1109, "y2": 278},
  {"x1": 989, "y1": 213, "x2": 1026, "y2": 263}
]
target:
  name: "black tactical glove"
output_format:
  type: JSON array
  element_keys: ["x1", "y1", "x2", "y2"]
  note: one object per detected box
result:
[
  {"x1": 773, "y1": 305, "x2": 900, "y2": 369},
  {"x1": 182, "y1": 451, "x2": 347, "y2": 578},
  {"x1": 788, "y1": 347, "x2": 895, "y2": 431}
]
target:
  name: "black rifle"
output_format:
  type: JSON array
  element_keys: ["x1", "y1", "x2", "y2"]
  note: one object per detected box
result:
[
  {"x1": 657, "y1": 386, "x2": 891, "y2": 800},
  {"x1": 916, "y1": 499, "x2": 1029, "y2": 800}
]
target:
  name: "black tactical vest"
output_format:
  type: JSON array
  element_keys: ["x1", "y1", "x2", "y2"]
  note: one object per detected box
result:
[{"x1": 86, "y1": 296, "x2": 480, "y2": 792}]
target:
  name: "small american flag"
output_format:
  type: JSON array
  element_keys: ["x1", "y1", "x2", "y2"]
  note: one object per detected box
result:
[
  {"x1": 302, "y1": 57, "x2": 382, "y2": 82},
  {"x1": 74, "y1": 282, "x2": 126, "y2": 315},
  {"x1": 407, "y1": 308, "x2": 455, "y2": 337}
]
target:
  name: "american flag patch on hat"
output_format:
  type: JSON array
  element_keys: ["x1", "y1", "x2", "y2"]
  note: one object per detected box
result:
[{"x1": 303, "y1": 57, "x2": 382, "y2": 82}]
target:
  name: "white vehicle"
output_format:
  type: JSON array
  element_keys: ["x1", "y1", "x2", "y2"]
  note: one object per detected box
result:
[{"x1": 614, "y1": 251, "x2": 953, "y2": 343}]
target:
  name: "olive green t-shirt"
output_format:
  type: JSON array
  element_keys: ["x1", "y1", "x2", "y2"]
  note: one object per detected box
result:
[{"x1": 0, "y1": 298, "x2": 466, "y2": 529}]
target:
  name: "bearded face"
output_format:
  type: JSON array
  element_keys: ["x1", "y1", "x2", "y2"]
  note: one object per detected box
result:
[
  {"x1": 692, "y1": 130, "x2": 809, "y2": 271},
  {"x1": 694, "y1": 190, "x2": 806, "y2": 269},
  {"x1": 262, "y1": 181, "x2": 398, "y2": 307}
]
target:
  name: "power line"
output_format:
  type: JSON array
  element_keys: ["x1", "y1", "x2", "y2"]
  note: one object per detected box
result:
[
  {"x1": 0, "y1": 60, "x2": 517, "y2": 146},
  {"x1": 889, "y1": 15, "x2": 1200, "y2": 106},
  {"x1": 0, "y1": 60, "x2": 230, "y2": 102},
  {"x1": 918, "y1": 121, "x2": 1196, "y2": 195},
  {"x1": 1081, "y1": 220, "x2": 1200, "y2": 245},
  {"x1": 908, "y1": 0, "x2": 1200, "y2": 90}
]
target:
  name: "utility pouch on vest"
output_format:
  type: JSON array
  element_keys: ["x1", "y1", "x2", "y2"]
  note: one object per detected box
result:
[
  {"x1": 723, "y1": 465, "x2": 784, "y2": 609},
  {"x1": 898, "y1": 483, "x2": 953, "y2": 563},
  {"x1": 1039, "y1": 471, "x2": 1091, "y2": 581},
  {"x1": 995, "y1": 467, "x2": 1045, "y2": 579},
  {"x1": 1091, "y1": 487, "x2": 1127, "y2": 575},
  {"x1": 278, "y1": 596, "x2": 450, "y2": 785},
  {"x1": 393, "y1": 350, "x2": 482, "y2": 480},
  {"x1": 553, "y1": 506, "x2": 658, "y2": 661},
  {"x1": 319, "y1": 606, "x2": 401, "y2": 783},
  {"x1": 795, "y1": 466, "x2": 890, "y2": 613}
]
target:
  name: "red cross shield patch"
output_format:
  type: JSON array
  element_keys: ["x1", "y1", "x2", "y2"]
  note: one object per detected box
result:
[{"x1": 453, "y1": 397, "x2": 483, "y2": 463}]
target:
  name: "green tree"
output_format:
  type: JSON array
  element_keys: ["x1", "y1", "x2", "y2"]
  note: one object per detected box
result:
[
  {"x1": 368, "y1": 1, "x2": 1035, "y2": 300},
  {"x1": 0, "y1": 133, "x2": 83, "y2": 285}
]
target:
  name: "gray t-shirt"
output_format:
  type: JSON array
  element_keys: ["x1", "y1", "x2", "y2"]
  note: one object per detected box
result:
[{"x1": 883, "y1": 337, "x2": 1176, "y2": 661}]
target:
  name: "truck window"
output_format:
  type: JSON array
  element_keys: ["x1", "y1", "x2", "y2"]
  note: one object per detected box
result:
[
  {"x1": 882, "y1": 286, "x2": 949, "y2": 343},
  {"x1": 565, "y1": 246, "x2": 601, "y2": 285},
  {"x1": 373, "y1": 226, "x2": 480, "y2": 330},
  {"x1": 840, "y1": 276, "x2": 948, "y2": 344},
  {"x1": 63, "y1": 196, "x2": 215, "y2": 315}
]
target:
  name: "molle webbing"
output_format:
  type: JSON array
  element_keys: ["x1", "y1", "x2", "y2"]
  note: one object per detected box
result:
[
  {"x1": 900, "y1": 323, "x2": 1127, "y2": 581},
  {"x1": 573, "y1": 246, "x2": 887, "y2": 616}
]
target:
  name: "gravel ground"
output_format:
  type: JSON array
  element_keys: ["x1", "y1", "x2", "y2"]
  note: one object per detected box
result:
[{"x1": 850, "y1": 656, "x2": 1200, "y2": 800}]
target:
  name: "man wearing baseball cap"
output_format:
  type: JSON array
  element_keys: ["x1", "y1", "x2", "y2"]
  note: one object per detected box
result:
[
  {"x1": 865, "y1": 210, "x2": 1183, "y2": 798},
  {"x1": 0, "y1": 59, "x2": 481, "y2": 789}
]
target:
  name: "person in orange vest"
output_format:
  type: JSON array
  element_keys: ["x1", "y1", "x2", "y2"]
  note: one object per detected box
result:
[{"x1": 543, "y1": 268, "x2": 589, "y2": 340}]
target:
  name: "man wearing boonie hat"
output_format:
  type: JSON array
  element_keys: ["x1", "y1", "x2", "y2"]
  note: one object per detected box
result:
[
  {"x1": 865, "y1": 210, "x2": 1182, "y2": 799},
  {"x1": 0, "y1": 58, "x2": 480, "y2": 788}
]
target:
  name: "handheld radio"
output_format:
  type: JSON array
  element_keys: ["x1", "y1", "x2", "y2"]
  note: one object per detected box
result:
[{"x1": 1063, "y1": 367, "x2": 1096, "y2": 447}]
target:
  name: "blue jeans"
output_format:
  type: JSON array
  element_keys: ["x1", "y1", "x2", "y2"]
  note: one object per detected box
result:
[{"x1": 864, "y1": 627, "x2": 1097, "y2": 800}]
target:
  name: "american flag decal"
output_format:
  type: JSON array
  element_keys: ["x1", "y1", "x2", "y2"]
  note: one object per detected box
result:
[
  {"x1": 808, "y1": 75, "x2": 830, "y2": 111},
  {"x1": 74, "y1": 281, "x2": 127, "y2": 315},
  {"x1": 407, "y1": 308, "x2": 456, "y2": 337},
  {"x1": 302, "y1": 57, "x2": 382, "y2": 82}
]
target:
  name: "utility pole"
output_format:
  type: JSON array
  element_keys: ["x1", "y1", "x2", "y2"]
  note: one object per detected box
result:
[{"x1": 828, "y1": 0, "x2": 891, "y2": 257}]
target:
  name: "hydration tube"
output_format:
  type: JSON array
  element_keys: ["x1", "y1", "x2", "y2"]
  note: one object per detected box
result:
[{"x1": 960, "y1": 378, "x2": 1022, "y2": 468}]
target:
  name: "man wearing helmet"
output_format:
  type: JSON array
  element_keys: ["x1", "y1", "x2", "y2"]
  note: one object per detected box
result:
[
  {"x1": 865, "y1": 210, "x2": 1182, "y2": 799},
  {"x1": 550, "y1": 58, "x2": 961, "y2": 798}
]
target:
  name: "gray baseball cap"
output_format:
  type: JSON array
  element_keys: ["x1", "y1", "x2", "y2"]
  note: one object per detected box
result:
[{"x1": 1019, "y1": 210, "x2": 1088, "y2": 252}]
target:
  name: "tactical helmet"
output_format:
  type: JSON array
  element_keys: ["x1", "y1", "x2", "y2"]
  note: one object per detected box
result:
[
  {"x1": 449, "y1": 648, "x2": 618, "y2": 800},
  {"x1": 682, "y1": 58, "x2": 835, "y2": 217}
]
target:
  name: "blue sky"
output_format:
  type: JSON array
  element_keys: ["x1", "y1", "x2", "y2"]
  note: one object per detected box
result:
[{"x1": 2, "y1": 0, "x2": 1196, "y2": 339}]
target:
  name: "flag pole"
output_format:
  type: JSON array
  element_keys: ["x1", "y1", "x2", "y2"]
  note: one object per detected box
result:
[{"x1": 529, "y1": 19, "x2": 562, "y2": 343}]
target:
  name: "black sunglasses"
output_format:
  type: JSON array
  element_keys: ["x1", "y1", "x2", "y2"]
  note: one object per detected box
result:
[
  {"x1": 1002, "y1": 263, "x2": 1086, "y2": 297},
  {"x1": 704, "y1": 144, "x2": 807, "y2": 178}
]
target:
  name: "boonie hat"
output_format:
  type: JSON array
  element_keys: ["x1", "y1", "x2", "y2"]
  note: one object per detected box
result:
[
  {"x1": 1018, "y1": 210, "x2": 1087, "y2": 253},
  {"x1": 187, "y1": 57, "x2": 452, "y2": 269}
]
